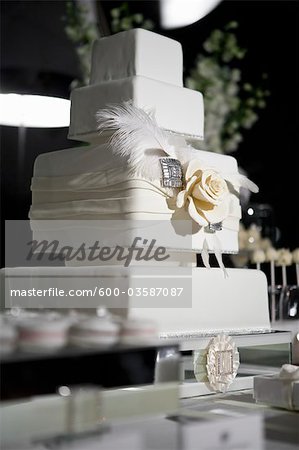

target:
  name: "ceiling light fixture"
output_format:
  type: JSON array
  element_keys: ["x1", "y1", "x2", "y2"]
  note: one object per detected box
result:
[
  {"x1": 0, "y1": 93, "x2": 70, "y2": 128},
  {"x1": 160, "y1": 0, "x2": 221, "y2": 29}
]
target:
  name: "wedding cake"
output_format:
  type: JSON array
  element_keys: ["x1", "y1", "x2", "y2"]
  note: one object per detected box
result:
[{"x1": 28, "y1": 29, "x2": 270, "y2": 338}]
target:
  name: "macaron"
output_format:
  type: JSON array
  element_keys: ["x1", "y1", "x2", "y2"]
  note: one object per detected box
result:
[
  {"x1": 17, "y1": 316, "x2": 69, "y2": 351},
  {"x1": 0, "y1": 317, "x2": 17, "y2": 353},
  {"x1": 120, "y1": 318, "x2": 158, "y2": 345},
  {"x1": 69, "y1": 315, "x2": 120, "y2": 347}
]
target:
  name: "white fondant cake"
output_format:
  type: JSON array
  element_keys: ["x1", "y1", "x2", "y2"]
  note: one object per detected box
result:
[
  {"x1": 90, "y1": 29, "x2": 183, "y2": 86},
  {"x1": 129, "y1": 268, "x2": 271, "y2": 336},
  {"x1": 25, "y1": 29, "x2": 270, "y2": 344}
]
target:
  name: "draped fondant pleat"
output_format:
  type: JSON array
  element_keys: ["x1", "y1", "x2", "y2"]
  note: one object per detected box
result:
[
  {"x1": 30, "y1": 167, "x2": 241, "y2": 233},
  {"x1": 30, "y1": 194, "x2": 174, "y2": 218},
  {"x1": 31, "y1": 168, "x2": 169, "y2": 194}
]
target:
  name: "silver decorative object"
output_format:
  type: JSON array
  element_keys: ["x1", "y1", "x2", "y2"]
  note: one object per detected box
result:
[
  {"x1": 160, "y1": 327, "x2": 270, "y2": 339},
  {"x1": 160, "y1": 158, "x2": 183, "y2": 188},
  {"x1": 207, "y1": 222, "x2": 223, "y2": 233},
  {"x1": 215, "y1": 349, "x2": 234, "y2": 376},
  {"x1": 205, "y1": 334, "x2": 240, "y2": 393}
]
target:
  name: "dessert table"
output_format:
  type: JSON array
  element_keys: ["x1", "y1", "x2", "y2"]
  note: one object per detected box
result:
[
  {"x1": 1, "y1": 334, "x2": 298, "y2": 449},
  {"x1": 182, "y1": 390, "x2": 299, "y2": 449},
  {"x1": 1, "y1": 390, "x2": 298, "y2": 449}
]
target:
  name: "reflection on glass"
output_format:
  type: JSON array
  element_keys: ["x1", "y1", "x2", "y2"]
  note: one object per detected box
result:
[
  {"x1": 268, "y1": 285, "x2": 283, "y2": 321},
  {"x1": 281, "y1": 285, "x2": 299, "y2": 320},
  {"x1": 268, "y1": 285, "x2": 299, "y2": 321}
]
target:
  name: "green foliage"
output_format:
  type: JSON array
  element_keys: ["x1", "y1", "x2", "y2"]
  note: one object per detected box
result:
[
  {"x1": 186, "y1": 22, "x2": 270, "y2": 153},
  {"x1": 63, "y1": 1, "x2": 153, "y2": 88},
  {"x1": 63, "y1": 1, "x2": 99, "y2": 87},
  {"x1": 63, "y1": 3, "x2": 269, "y2": 154},
  {"x1": 110, "y1": 2, "x2": 154, "y2": 33}
]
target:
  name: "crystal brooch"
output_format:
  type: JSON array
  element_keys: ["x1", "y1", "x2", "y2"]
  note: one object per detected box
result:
[
  {"x1": 160, "y1": 158, "x2": 183, "y2": 188},
  {"x1": 207, "y1": 222, "x2": 223, "y2": 233}
]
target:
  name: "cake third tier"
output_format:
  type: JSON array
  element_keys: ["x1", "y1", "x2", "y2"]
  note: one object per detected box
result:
[{"x1": 30, "y1": 140, "x2": 242, "y2": 254}]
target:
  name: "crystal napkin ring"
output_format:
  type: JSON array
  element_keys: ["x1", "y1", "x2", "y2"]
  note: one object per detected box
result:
[{"x1": 160, "y1": 158, "x2": 183, "y2": 188}]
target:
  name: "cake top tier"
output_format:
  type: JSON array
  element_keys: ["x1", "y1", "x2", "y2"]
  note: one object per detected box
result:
[{"x1": 90, "y1": 28, "x2": 183, "y2": 87}]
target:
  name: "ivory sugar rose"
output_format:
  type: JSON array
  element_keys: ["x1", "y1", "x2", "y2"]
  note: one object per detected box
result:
[{"x1": 176, "y1": 159, "x2": 230, "y2": 226}]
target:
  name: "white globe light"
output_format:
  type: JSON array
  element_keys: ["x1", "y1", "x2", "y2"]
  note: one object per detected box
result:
[
  {"x1": 160, "y1": 0, "x2": 222, "y2": 29},
  {"x1": 0, "y1": 93, "x2": 70, "y2": 128}
]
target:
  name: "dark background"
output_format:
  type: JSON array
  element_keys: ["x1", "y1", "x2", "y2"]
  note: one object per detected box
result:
[{"x1": 1, "y1": 0, "x2": 299, "y2": 265}]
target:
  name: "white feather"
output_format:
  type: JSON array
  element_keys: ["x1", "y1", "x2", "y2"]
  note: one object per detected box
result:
[
  {"x1": 96, "y1": 102, "x2": 176, "y2": 180},
  {"x1": 96, "y1": 102, "x2": 259, "y2": 194},
  {"x1": 174, "y1": 145, "x2": 205, "y2": 166},
  {"x1": 222, "y1": 173, "x2": 259, "y2": 193}
]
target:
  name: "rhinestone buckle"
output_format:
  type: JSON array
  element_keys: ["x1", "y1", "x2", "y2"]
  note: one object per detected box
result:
[
  {"x1": 207, "y1": 222, "x2": 223, "y2": 233},
  {"x1": 160, "y1": 158, "x2": 183, "y2": 188}
]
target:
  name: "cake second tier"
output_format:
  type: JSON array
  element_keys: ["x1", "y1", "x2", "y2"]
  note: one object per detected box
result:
[{"x1": 68, "y1": 76, "x2": 204, "y2": 142}]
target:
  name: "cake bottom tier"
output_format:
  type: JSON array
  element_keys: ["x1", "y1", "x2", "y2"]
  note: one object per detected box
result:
[{"x1": 2, "y1": 267, "x2": 271, "y2": 335}]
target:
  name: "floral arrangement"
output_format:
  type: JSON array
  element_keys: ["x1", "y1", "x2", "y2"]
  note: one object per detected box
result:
[
  {"x1": 233, "y1": 222, "x2": 299, "y2": 276},
  {"x1": 233, "y1": 224, "x2": 299, "y2": 321},
  {"x1": 63, "y1": 1, "x2": 100, "y2": 87},
  {"x1": 110, "y1": 2, "x2": 154, "y2": 34},
  {"x1": 186, "y1": 22, "x2": 270, "y2": 154}
]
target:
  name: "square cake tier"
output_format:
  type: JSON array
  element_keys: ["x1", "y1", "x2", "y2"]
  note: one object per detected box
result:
[
  {"x1": 30, "y1": 143, "x2": 241, "y2": 254},
  {"x1": 90, "y1": 28, "x2": 183, "y2": 87},
  {"x1": 68, "y1": 77, "x2": 204, "y2": 141}
]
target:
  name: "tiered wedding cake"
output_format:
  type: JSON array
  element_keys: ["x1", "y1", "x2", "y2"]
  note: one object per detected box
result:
[{"x1": 29, "y1": 29, "x2": 270, "y2": 337}]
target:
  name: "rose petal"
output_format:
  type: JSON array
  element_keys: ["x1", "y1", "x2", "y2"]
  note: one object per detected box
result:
[
  {"x1": 194, "y1": 172, "x2": 228, "y2": 204},
  {"x1": 201, "y1": 169, "x2": 215, "y2": 186},
  {"x1": 193, "y1": 197, "x2": 230, "y2": 223},
  {"x1": 187, "y1": 196, "x2": 208, "y2": 226},
  {"x1": 205, "y1": 185, "x2": 219, "y2": 200},
  {"x1": 208, "y1": 174, "x2": 227, "y2": 194},
  {"x1": 185, "y1": 159, "x2": 203, "y2": 180},
  {"x1": 192, "y1": 183, "x2": 216, "y2": 204},
  {"x1": 185, "y1": 175, "x2": 198, "y2": 192},
  {"x1": 176, "y1": 189, "x2": 187, "y2": 208}
]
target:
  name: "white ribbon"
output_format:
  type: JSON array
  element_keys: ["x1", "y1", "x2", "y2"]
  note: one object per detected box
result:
[
  {"x1": 201, "y1": 234, "x2": 228, "y2": 277},
  {"x1": 201, "y1": 238, "x2": 211, "y2": 269},
  {"x1": 213, "y1": 234, "x2": 228, "y2": 278}
]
